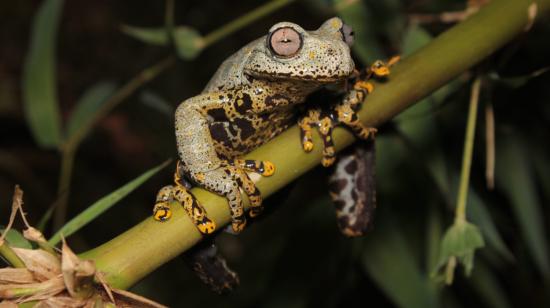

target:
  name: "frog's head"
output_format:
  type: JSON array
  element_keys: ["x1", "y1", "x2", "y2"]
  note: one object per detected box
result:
[{"x1": 244, "y1": 17, "x2": 355, "y2": 83}]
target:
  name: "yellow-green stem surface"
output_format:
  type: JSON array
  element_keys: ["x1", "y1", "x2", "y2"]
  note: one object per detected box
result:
[{"x1": 81, "y1": 0, "x2": 550, "y2": 289}]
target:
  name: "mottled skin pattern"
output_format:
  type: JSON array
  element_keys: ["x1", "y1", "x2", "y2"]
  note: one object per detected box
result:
[
  {"x1": 154, "y1": 17, "x2": 356, "y2": 233},
  {"x1": 328, "y1": 141, "x2": 377, "y2": 237},
  {"x1": 151, "y1": 17, "x2": 398, "y2": 293}
]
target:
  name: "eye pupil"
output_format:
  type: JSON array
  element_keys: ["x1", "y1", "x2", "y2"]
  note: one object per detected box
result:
[{"x1": 269, "y1": 27, "x2": 302, "y2": 57}]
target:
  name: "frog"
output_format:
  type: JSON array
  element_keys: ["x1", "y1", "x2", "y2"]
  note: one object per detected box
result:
[
  {"x1": 151, "y1": 17, "x2": 397, "y2": 293},
  {"x1": 152, "y1": 17, "x2": 397, "y2": 235}
]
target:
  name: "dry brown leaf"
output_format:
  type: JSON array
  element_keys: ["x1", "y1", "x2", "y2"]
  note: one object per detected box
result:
[
  {"x1": 0, "y1": 268, "x2": 35, "y2": 284},
  {"x1": 0, "y1": 300, "x2": 18, "y2": 307},
  {"x1": 23, "y1": 227, "x2": 47, "y2": 244},
  {"x1": 61, "y1": 240, "x2": 95, "y2": 299},
  {"x1": 12, "y1": 248, "x2": 61, "y2": 281},
  {"x1": 1, "y1": 276, "x2": 64, "y2": 301},
  {"x1": 33, "y1": 294, "x2": 88, "y2": 308},
  {"x1": 111, "y1": 288, "x2": 168, "y2": 308}
]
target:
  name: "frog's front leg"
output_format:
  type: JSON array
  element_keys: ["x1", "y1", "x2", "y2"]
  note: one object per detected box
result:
[
  {"x1": 174, "y1": 93, "x2": 273, "y2": 233},
  {"x1": 299, "y1": 109, "x2": 337, "y2": 167}
]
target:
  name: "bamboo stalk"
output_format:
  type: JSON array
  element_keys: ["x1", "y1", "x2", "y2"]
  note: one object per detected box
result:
[{"x1": 80, "y1": 0, "x2": 550, "y2": 289}]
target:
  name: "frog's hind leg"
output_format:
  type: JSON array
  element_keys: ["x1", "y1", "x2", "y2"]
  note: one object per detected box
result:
[
  {"x1": 328, "y1": 140, "x2": 377, "y2": 237},
  {"x1": 153, "y1": 183, "x2": 216, "y2": 235}
]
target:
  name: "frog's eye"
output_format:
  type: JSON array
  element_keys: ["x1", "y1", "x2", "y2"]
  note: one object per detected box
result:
[
  {"x1": 268, "y1": 27, "x2": 302, "y2": 58},
  {"x1": 340, "y1": 23, "x2": 354, "y2": 47}
]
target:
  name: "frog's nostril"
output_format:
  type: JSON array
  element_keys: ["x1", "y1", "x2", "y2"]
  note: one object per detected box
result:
[{"x1": 340, "y1": 23, "x2": 354, "y2": 47}]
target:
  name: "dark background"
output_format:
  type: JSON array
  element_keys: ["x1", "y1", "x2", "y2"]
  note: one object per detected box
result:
[{"x1": 1, "y1": 0, "x2": 550, "y2": 307}]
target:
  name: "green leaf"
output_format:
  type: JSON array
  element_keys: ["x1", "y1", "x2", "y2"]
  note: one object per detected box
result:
[
  {"x1": 362, "y1": 212, "x2": 437, "y2": 308},
  {"x1": 22, "y1": 0, "x2": 64, "y2": 148},
  {"x1": 470, "y1": 261, "x2": 512, "y2": 308},
  {"x1": 120, "y1": 25, "x2": 169, "y2": 46},
  {"x1": 48, "y1": 160, "x2": 171, "y2": 245},
  {"x1": 496, "y1": 134, "x2": 550, "y2": 276},
  {"x1": 173, "y1": 26, "x2": 204, "y2": 60},
  {"x1": 436, "y1": 221, "x2": 485, "y2": 278},
  {"x1": 467, "y1": 190, "x2": 514, "y2": 261},
  {"x1": 66, "y1": 82, "x2": 117, "y2": 138},
  {"x1": 0, "y1": 228, "x2": 33, "y2": 249}
]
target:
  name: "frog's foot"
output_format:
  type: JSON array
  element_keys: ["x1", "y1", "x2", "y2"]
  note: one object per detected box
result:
[
  {"x1": 299, "y1": 108, "x2": 337, "y2": 167},
  {"x1": 232, "y1": 159, "x2": 275, "y2": 177},
  {"x1": 334, "y1": 95, "x2": 378, "y2": 141},
  {"x1": 153, "y1": 185, "x2": 216, "y2": 235},
  {"x1": 368, "y1": 55, "x2": 400, "y2": 78},
  {"x1": 191, "y1": 163, "x2": 267, "y2": 233}
]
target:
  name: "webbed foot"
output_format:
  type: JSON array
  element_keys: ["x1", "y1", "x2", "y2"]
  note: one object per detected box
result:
[{"x1": 190, "y1": 158, "x2": 274, "y2": 233}]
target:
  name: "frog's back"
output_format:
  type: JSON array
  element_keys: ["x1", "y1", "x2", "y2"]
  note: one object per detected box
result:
[{"x1": 203, "y1": 38, "x2": 263, "y2": 93}]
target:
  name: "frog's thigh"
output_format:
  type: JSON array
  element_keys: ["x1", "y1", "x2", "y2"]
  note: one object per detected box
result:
[{"x1": 328, "y1": 141, "x2": 376, "y2": 237}]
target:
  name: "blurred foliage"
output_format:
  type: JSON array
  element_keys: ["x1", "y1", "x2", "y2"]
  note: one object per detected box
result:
[{"x1": 1, "y1": 0, "x2": 550, "y2": 307}]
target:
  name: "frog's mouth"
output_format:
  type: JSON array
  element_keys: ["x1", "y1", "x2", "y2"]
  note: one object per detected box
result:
[
  {"x1": 243, "y1": 44, "x2": 355, "y2": 84},
  {"x1": 245, "y1": 69, "x2": 354, "y2": 84}
]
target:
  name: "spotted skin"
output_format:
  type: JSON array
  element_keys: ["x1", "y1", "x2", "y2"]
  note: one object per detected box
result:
[
  {"x1": 328, "y1": 140, "x2": 376, "y2": 237},
  {"x1": 159, "y1": 17, "x2": 356, "y2": 233}
]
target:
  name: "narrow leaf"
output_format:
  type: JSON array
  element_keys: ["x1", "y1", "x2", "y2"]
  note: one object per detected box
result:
[
  {"x1": 48, "y1": 160, "x2": 171, "y2": 245},
  {"x1": 66, "y1": 82, "x2": 117, "y2": 138},
  {"x1": 362, "y1": 211, "x2": 437, "y2": 308},
  {"x1": 120, "y1": 25, "x2": 169, "y2": 46},
  {"x1": 496, "y1": 134, "x2": 550, "y2": 276},
  {"x1": 0, "y1": 228, "x2": 32, "y2": 249},
  {"x1": 470, "y1": 261, "x2": 512, "y2": 308},
  {"x1": 22, "y1": 0, "x2": 64, "y2": 148}
]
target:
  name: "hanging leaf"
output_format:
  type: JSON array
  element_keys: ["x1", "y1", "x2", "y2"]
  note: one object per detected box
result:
[
  {"x1": 434, "y1": 220, "x2": 485, "y2": 284},
  {"x1": 22, "y1": 0, "x2": 64, "y2": 148},
  {"x1": 120, "y1": 25, "x2": 170, "y2": 46}
]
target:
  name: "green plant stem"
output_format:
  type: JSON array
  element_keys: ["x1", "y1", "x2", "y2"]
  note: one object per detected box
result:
[
  {"x1": 0, "y1": 242, "x2": 26, "y2": 268},
  {"x1": 52, "y1": 56, "x2": 176, "y2": 231},
  {"x1": 455, "y1": 77, "x2": 481, "y2": 223},
  {"x1": 200, "y1": 0, "x2": 296, "y2": 48},
  {"x1": 80, "y1": 0, "x2": 550, "y2": 290}
]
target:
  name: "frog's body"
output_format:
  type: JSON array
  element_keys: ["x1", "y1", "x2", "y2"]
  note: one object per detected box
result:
[
  {"x1": 159, "y1": 18, "x2": 356, "y2": 232},
  {"x1": 153, "y1": 17, "x2": 395, "y2": 234},
  {"x1": 152, "y1": 17, "x2": 397, "y2": 294}
]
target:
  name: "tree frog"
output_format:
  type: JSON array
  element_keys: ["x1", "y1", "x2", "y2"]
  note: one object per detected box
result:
[
  {"x1": 152, "y1": 17, "x2": 396, "y2": 236},
  {"x1": 152, "y1": 17, "x2": 397, "y2": 293}
]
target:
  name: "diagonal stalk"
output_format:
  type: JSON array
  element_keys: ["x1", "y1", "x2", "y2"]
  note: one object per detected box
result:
[{"x1": 80, "y1": 0, "x2": 550, "y2": 290}]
